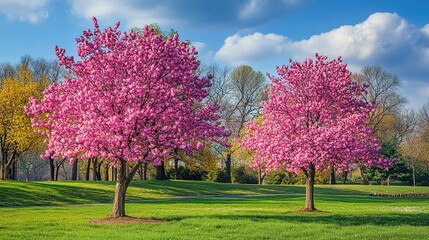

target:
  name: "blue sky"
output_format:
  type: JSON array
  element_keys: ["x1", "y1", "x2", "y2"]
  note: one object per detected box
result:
[{"x1": 1, "y1": 0, "x2": 429, "y2": 109}]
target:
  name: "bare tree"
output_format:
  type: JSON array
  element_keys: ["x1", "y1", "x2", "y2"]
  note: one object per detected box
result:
[
  {"x1": 418, "y1": 101, "x2": 429, "y2": 131},
  {"x1": 0, "y1": 62, "x2": 16, "y2": 80},
  {"x1": 201, "y1": 64, "x2": 266, "y2": 183},
  {"x1": 17, "y1": 151, "x2": 49, "y2": 181},
  {"x1": 352, "y1": 66, "x2": 407, "y2": 136},
  {"x1": 394, "y1": 109, "x2": 417, "y2": 144},
  {"x1": 26, "y1": 55, "x2": 65, "y2": 84},
  {"x1": 351, "y1": 66, "x2": 406, "y2": 184}
]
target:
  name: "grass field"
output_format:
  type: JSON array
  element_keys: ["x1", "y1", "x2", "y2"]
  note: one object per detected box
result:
[{"x1": 0, "y1": 180, "x2": 428, "y2": 239}]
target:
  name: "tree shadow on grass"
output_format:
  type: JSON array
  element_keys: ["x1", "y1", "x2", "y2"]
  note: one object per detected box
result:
[
  {"x1": 165, "y1": 212, "x2": 429, "y2": 227},
  {"x1": 0, "y1": 182, "x2": 115, "y2": 207},
  {"x1": 129, "y1": 180, "x2": 371, "y2": 197},
  {"x1": 131, "y1": 193, "x2": 428, "y2": 206},
  {"x1": 1, "y1": 180, "x2": 426, "y2": 208},
  {"x1": 134, "y1": 195, "x2": 429, "y2": 227}
]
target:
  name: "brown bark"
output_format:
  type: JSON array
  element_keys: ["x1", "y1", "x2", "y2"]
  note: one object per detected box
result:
[
  {"x1": 112, "y1": 166, "x2": 117, "y2": 181},
  {"x1": 111, "y1": 159, "x2": 141, "y2": 217},
  {"x1": 343, "y1": 171, "x2": 348, "y2": 184},
  {"x1": 412, "y1": 164, "x2": 416, "y2": 187},
  {"x1": 55, "y1": 164, "x2": 60, "y2": 181},
  {"x1": 4, "y1": 150, "x2": 17, "y2": 179},
  {"x1": 71, "y1": 159, "x2": 78, "y2": 180},
  {"x1": 143, "y1": 162, "x2": 147, "y2": 180},
  {"x1": 0, "y1": 158, "x2": 4, "y2": 180},
  {"x1": 85, "y1": 158, "x2": 91, "y2": 180},
  {"x1": 358, "y1": 166, "x2": 369, "y2": 185},
  {"x1": 174, "y1": 158, "x2": 179, "y2": 180},
  {"x1": 0, "y1": 136, "x2": 7, "y2": 180},
  {"x1": 304, "y1": 164, "x2": 317, "y2": 211},
  {"x1": 112, "y1": 159, "x2": 127, "y2": 217},
  {"x1": 96, "y1": 160, "x2": 102, "y2": 180},
  {"x1": 329, "y1": 164, "x2": 336, "y2": 184},
  {"x1": 49, "y1": 157, "x2": 55, "y2": 181},
  {"x1": 156, "y1": 161, "x2": 166, "y2": 180},
  {"x1": 225, "y1": 154, "x2": 232, "y2": 183},
  {"x1": 92, "y1": 158, "x2": 98, "y2": 181},
  {"x1": 12, "y1": 161, "x2": 17, "y2": 180},
  {"x1": 139, "y1": 164, "x2": 144, "y2": 180},
  {"x1": 104, "y1": 162, "x2": 109, "y2": 181}
]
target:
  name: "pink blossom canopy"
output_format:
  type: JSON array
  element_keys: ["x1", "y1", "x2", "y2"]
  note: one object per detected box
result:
[
  {"x1": 26, "y1": 17, "x2": 229, "y2": 165},
  {"x1": 241, "y1": 54, "x2": 392, "y2": 174}
]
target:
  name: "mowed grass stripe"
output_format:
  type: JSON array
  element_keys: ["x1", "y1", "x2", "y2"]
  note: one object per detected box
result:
[
  {"x1": 1, "y1": 180, "x2": 429, "y2": 207},
  {"x1": 0, "y1": 193, "x2": 428, "y2": 240}
]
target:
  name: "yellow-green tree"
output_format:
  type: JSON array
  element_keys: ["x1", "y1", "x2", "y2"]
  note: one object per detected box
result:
[
  {"x1": 181, "y1": 144, "x2": 219, "y2": 172},
  {"x1": 0, "y1": 66, "x2": 44, "y2": 180},
  {"x1": 167, "y1": 144, "x2": 219, "y2": 180},
  {"x1": 231, "y1": 116, "x2": 267, "y2": 184}
]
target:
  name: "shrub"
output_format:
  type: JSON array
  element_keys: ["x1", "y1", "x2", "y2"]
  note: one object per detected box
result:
[{"x1": 232, "y1": 165, "x2": 258, "y2": 184}]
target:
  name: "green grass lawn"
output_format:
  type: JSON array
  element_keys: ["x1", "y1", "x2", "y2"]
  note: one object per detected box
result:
[{"x1": 0, "y1": 180, "x2": 428, "y2": 239}]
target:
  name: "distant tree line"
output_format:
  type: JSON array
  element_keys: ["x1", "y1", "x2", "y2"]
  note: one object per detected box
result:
[{"x1": 1, "y1": 55, "x2": 429, "y2": 186}]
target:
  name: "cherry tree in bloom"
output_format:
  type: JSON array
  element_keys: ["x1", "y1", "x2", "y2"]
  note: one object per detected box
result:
[
  {"x1": 26, "y1": 18, "x2": 229, "y2": 217},
  {"x1": 241, "y1": 54, "x2": 393, "y2": 211}
]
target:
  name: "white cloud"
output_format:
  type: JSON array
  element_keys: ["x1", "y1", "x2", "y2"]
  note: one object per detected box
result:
[
  {"x1": 215, "y1": 33, "x2": 288, "y2": 65},
  {"x1": 68, "y1": 0, "x2": 305, "y2": 29},
  {"x1": 215, "y1": 12, "x2": 429, "y2": 109},
  {"x1": 68, "y1": 0, "x2": 179, "y2": 29},
  {"x1": 291, "y1": 13, "x2": 417, "y2": 65},
  {"x1": 216, "y1": 13, "x2": 427, "y2": 65},
  {"x1": 193, "y1": 42, "x2": 207, "y2": 53},
  {"x1": 0, "y1": 0, "x2": 50, "y2": 23}
]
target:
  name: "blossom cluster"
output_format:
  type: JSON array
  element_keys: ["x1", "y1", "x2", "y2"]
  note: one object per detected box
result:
[
  {"x1": 241, "y1": 54, "x2": 393, "y2": 174},
  {"x1": 26, "y1": 17, "x2": 229, "y2": 165}
]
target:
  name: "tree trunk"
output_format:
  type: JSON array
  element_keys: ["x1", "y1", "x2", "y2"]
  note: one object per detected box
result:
[
  {"x1": 412, "y1": 164, "x2": 416, "y2": 187},
  {"x1": 104, "y1": 162, "x2": 109, "y2": 181},
  {"x1": 139, "y1": 164, "x2": 144, "y2": 180},
  {"x1": 359, "y1": 166, "x2": 369, "y2": 185},
  {"x1": 1, "y1": 147, "x2": 8, "y2": 180},
  {"x1": 111, "y1": 159, "x2": 141, "y2": 217},
  {"x1": 112, "y1": 166, "x2": 117, "y2": 181},
  {"x1": 96, "y1": 161, "x2": 102, "y2": 180},
  {"x1": 329, "y1": 164, "x2": 336, "y2": 184},
  {"x1": 6, "y1": 160, "x2": 12, "y2": 179},
  {"x1": 304, "y1": 164, "x2": 316, "y2": 211},
  {"x1": 225, "y1": 154, "x2": 232, "y2": 183},
  {"x1": 0, "y1": 158, "x2": 4, "y2": 180},
  {"x1": 4, "y1": 151, "x2": 17, "y2": 180},
  {"x1": 174, "y1": 158, "x2": 179, "y2": 180},
  {"x1": 85, "y1": 158, "x2": 91, "y2": 181},
  {"x1": 49, "y1": 157, "x2": 55, "y2": 181},
  {"x1": 343, "y1": 171, "x2": 348, "y2": 184},
  {"x1": 9, "y1": 161, "x2": 17, "y2": 180},
  {"x1": 54, "y1": 159, "x2": 67, "y2": 181},
  {"x1": 55, "y1": 164, "x2": 60, "y2": 181},
  {"x1": 12, "y1": 161, "x2": 17, "y2": 180},
  {"x1": 112, "y1": 159, "x2": 127, "y2": 217},
  {"x1": 156, "y1": 161, "x2": 166, "y2": 180},
  {"x1": 92, "y1": 158, "x2": 98, "y2": 181},
  {"x1": 143, "y1": 162, "x2": 147, "y2": 180},
  {"x1": 71, "y1": 159, "x2": 78, "y2": 180},
  {"x1": 257, "y1": 169, "x2": 265, "y2": 185}
]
